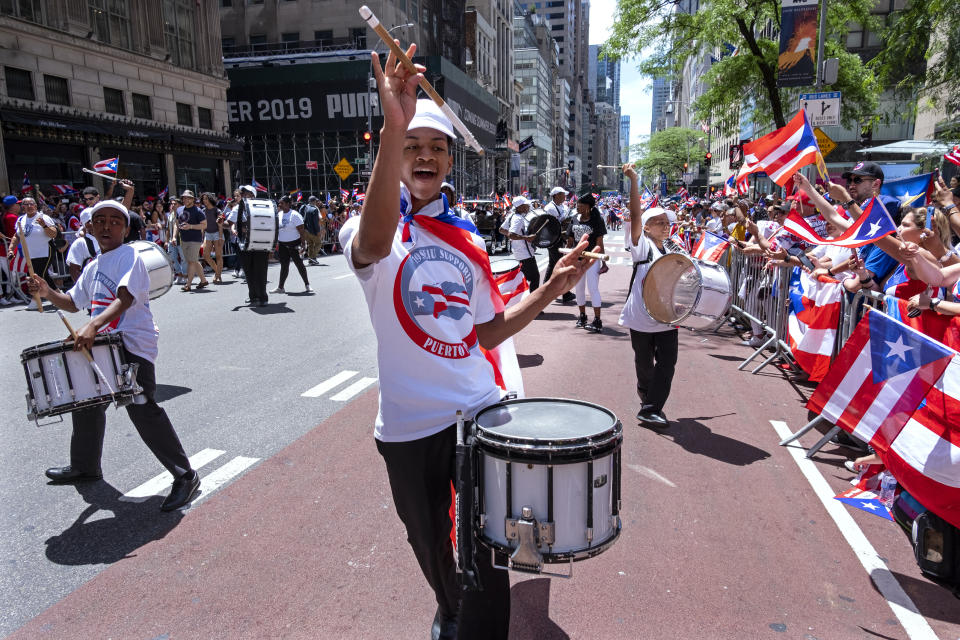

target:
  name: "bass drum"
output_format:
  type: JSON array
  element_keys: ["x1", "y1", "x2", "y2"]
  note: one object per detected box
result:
[
  {"x1": 129, "y1": 240, "x2": 174, "y2": 299},
  {"x1": 240, "y1": 199, "x2": 279, "y2": 252},
  {"x1": 642, "y1": 253, "x2": 732, "y2": 330},
  {"x1": 525, "y1": 213, "x2": 562, "y2": 248}
]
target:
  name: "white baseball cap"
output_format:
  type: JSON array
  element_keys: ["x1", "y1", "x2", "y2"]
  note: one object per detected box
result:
[
  {"x1": 641, "y1": 206, "x2": 669, "y2": 226},
  {"x1": 239, "y1": 185, "x2": 257, "y2": 196},
  {"x1": 512, "y1": 196, "x2": 531, "y2": 209},
  {"x1": 88, "y1": 199, "x2": 130, "y2": 224},
  {"x1": 550, "y1": 187, "x2": 567, "y2": 196},
  {"x1": 407, "y1": 99, "x2": 456, "y2": 139}
]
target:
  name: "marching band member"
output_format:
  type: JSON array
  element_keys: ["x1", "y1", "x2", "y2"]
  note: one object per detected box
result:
[
  {"x1": 340, "y1": 41, "x2": 594, "y2": 640},
  {"x1": 227, "y1": 185, "x2": 270, "y2": 306},
  {"x1": 27, "y1": 200, "x2": 200, "y2": 511},
  {"x1": 567, "y1": 193, "x2": 607, "y2": 332},
  {"x1": 501, "y1": 195, "x2": 540, "y2": 292},
  {"x1": 619, "y1": 166, "x2": 678, "y2": 428},
  {"x1": 543, "y1": 186, "x2": 575, "y2": 302}
]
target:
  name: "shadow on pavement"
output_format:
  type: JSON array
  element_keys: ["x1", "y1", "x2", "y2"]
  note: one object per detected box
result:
[
  {"x1": 44, "y1": 481, "x2": 183, "y2": 566},
  {"x1": 517, "y1": 353, "x2": 544, "y2": 368},
  {"x1": 539, "y1": 312, "x2": 576, "y2": 322},
  {"x1": 251, "y1": 303, "x2": 294, "y2": 315},
  {"x1": 662, "y1": 417, "x2": 771, "y2": 466},
  {"x1": 154, "y1": 384, "x2": 192, "y2": 403},
  {"x1": 509, "y1": 578, "x2": 570, "y2": 639},
  {"x1": 876, "y1": 570, "x2": 960, "y2": 625},
  {"x1": 708, "y1": 353, "x2": 748, "y2": 362}
]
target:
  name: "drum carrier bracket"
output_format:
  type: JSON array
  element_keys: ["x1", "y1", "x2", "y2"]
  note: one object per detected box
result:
[{"x1": 503, "y1": 506, "x2": 558, "y2": 575}]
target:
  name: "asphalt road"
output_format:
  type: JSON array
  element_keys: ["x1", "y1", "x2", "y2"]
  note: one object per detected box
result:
[
  {"x1": 3, "y1": 235, "x2": 960, "y2": 639},
  {"x1": 0, "y1": 253, "x2": 377, "y2": 637}
]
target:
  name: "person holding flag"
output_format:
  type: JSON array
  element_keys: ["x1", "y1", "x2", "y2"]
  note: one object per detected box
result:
[{"x1": 339, "y1": 40, "x2": 595, "y2": 640}]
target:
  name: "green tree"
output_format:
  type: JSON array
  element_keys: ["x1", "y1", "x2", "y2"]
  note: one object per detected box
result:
[
  {"x1": 602, "y1": 0, "x2": 883, "y2": 136},
  {"x1": 632, "y1": 127, "x2": 704, "y2": 184}
]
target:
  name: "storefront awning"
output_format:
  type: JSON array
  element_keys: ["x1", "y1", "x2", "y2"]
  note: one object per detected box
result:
[
  {"x1": 856, "y1": 140, "x2": 949, "y2": 155},
  {"x1": 173, "y1": 134, "x2": 244, "y2": 152}
]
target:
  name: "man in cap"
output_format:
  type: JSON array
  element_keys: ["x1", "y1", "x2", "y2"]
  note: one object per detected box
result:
[
  {"x1": 300, "y1": 195, "x2": 323, "y2": 265},
  {"x1": 227, "y1": 185, "x2": 270, "y2": 306},
  {"x1": 65, "y1": 207, "x2": 100, "y2": 282},
  {"x1": 27, "y1": 200, "x2": 200, "y2": 511},
  {"x1": 341, "y1": 43, "x2": 594, "y2": 640},
  {"x1": 500, "y1": 195, "x2": 540, "y2": 292},
  {"x1": 543, "y1": 186, "x2": 574, "y2": 301},
  {"x1": 440, "y1": 182, "x2": 468, "y2": 220}
]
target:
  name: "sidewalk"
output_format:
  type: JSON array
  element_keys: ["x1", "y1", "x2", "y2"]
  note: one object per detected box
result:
[{"x1": 10, "y1": 259, "x2": 960, "y2": 639}]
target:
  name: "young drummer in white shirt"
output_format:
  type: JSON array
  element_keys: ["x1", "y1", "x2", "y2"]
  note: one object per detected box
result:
[
  {"x1": 28, "y1": 200, "x2": 200, "y2": 512},
  {"x1": 341, "y1": 42, "x2": 595, "y2": 640}
]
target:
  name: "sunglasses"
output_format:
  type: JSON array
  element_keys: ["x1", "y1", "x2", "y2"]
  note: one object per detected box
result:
[
  {"x1": 83, "y1": 196, "x2": 97, "y2": 201},
  {"x1": 848, "y1": 176, "x2": 871, "y2": 184}
]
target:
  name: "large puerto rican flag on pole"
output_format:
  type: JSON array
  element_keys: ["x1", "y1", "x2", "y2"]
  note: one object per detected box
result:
[
  {"x1": 691, "y1": 231, "x2": 729, "y2": 262},
  {"x1": 93, "y1": 157, "x2": 118, "y2": 174},
  {"x1": 787, "y1": 269, "x2": 843, "y2": 382},
  {"x1": 782, "y1": 196, "x2": 896, "y2": 248},
  {"x1": 808, "y1": 308, "x2": 960, "y2": 529},
  {"x1": 742, "y1": 110, "x2": 827, "y2": 186}
]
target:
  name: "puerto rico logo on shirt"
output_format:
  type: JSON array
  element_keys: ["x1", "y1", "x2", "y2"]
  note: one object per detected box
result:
[
  {"x1": 91, "y1": 271, "x2": 123, "y2": 332},
  {"x1": 393, "y1": 245, "x2": 477, "y2": 359}
]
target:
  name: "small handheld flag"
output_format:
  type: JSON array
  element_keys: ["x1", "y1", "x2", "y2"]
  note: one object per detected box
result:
[
  {"x1": 92, "y1": 157, "x2": 119, "y2": 175},
  {"x1": 20, "y1": 172, "x2": 32, "y2": 193}
]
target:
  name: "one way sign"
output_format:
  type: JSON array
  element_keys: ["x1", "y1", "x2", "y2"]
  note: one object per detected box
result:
[{"x1": 799, "y1": 91, "x2": 841, "y2": 127}]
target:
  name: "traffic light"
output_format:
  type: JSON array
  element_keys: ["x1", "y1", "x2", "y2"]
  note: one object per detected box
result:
[
  {"x1": 363, "y1": 131, "x2": 372, "y2": 143},
  {"x1": 683, "y1": 162, "x2": 689, "y2": 170},
  {"x1": 704, "y1": 151, "x2": 713, "y2": 165}
]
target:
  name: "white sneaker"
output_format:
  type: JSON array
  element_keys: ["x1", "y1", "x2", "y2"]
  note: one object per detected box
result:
[
  {"x1": 305, "y1": 285, "x2": 313, "y2": 293},
  {"x1": 26, "y1": 300, "x2": 38, "y2": 310},
  {"x1": 0, "y1": 297, "x2": 10, "y2": 306},
  {"x1": 269, "y1": 287, "x2": 285, "y2": 294}
]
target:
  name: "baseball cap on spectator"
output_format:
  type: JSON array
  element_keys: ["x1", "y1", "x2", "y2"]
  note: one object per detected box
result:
[
  {"x1": 308, "y1": 195, "x2": 318, "y2": 202},
  {"x1": 550, "y1": 187, "x2": 567, "y2": 196},
  {"x1": 3, "y1": 195, "x2": 19, "y2": 206},
  {"x1": 841, "y1": 161, "x2": 884, "y2": 182},
  {"x1": 80, "y1": 208, "x2": 93, "y2": 226},
  {"x1": 88, "y1": 199, "x2": 130, "y2": 224}
]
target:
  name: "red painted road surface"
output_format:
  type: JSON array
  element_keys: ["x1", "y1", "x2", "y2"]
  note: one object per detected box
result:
[{"x1": 11, "y1": 257, "x2": 960, "y2": 640}]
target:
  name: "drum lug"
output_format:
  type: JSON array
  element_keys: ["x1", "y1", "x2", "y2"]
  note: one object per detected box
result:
[
  {"x1": 586, "y1": 527, "x2": 593, "y2": 543},
  {"x1": 504, "y1": 506, "x2": 553, "y2": 574}
]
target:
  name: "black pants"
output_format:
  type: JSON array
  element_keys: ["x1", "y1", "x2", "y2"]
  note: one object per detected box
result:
[
  {"x1": 31, "y1": 255, "x2": 57, "y2": 290},
  {"x1": 240, "y1": 250, "x2": 269, "y2": 303},
  {"x1": 630, "y1": 328, "x2": 679, "y2": 413},
  {"x1": 543, "y1": 244, "x2": 562, "y2": 282},
  {"x1": 519, "y1": 256, "x2": 540, "y2": 293},
  {"x1": 376, "y1": 425, "x2": 510, "y2": 640},
  {"x1": 69, "y1": 350, "x2": 191, "y2": 477},
  {"x1": 277, "y1": 240, "x2": 308, "y2": 288}
]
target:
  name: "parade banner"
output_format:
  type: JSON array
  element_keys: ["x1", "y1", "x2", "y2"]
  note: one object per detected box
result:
[{"x1": 777, "y1": 0, "x2": 818, "y2": 87}]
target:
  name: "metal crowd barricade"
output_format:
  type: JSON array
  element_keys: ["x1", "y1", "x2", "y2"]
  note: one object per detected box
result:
[
  {"x1": 723, "y1": 249, "x2": 797, "y2": 374},
  {"x1": 777, "y1": 288, "x2": 888, "y2": 458}
]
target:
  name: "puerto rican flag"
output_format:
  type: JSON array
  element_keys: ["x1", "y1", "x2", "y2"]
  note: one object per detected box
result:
[
  {"x1": 20, "y1": 172, "x2": 32, "y2": 193},
  {"x1": 676, "y1": 187, "x2": 689, "y2": 199},
  {"x1": 723, "y1": 175, "x2": 737, "y2": 197},
  {"x1": 782, "y1": 196, "x2": 896, "y2": 248},
  {"x1": 93, "y1": 157, "x2": 119, "y2": 174},
  {"x1": 417, "y1": 282, "x2": 471, "y2": 320},
  {"x1": 884, "y1": 295, "x2": 960, "y2": 352},
  {"x1": 808, "y1": 309, "x2": 960, "y2": 529},
  {"x1": 691, "y1": 231, "x2": 729, "y2": 262},
  {"x1": 639, "y1": 187, "x2": 656, "y2": 209},
  {"x1": 340, "y1": 187, "x2": 350, "y2": 201},
  {"x1": 742, "y1": 110, "x2": 827, "y2": 186},
  {"x1": 355, "y1": 191, "x2": 366, "y2": 204},
  {"x1": 7, "y1": 242, "x2": 28, "y2": 278},
  {"x1": 52, "y1": 184, "x2": 78, "y2": 195},
  {"x1": 944, "y1": 145, "x2": 960, "y2": 167},
  {"x1": 289, "y1": 189, "x2": 303, "y2": 202},
  {"x1": 158, "y1": 186, "x2": 169, "y2": 201},
  {"x1": 833, "y1": 487, "x2": 894, "y2": 521},
  {"x1": 492, "y1": 261, "x2": 529, "y2": 307},
  {"x1": 787, "y1": 269, "x2": 843, "y2": 382},
  {"x1": 252, "y1": 179, "x2": 268, "y2": 193}
]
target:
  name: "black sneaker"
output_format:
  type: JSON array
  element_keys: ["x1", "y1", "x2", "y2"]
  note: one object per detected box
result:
[
  {"x1": 575, "y1": 313, "x2": 587, "y2": 328},
  {"x1": 562, "y1": 292, "x2": 576, "y2": 303},
  {"x1": 589, "y1": 317, "x2": 602, "y2": 333}
]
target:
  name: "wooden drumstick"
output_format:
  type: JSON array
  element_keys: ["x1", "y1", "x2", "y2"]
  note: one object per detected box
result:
[
  {"x1": 57, "y1": 310, "x2": 115, "y2": 400},
  {"x1": 359, "y1": 5, "x2": 484, "y2": 154},
  {"x1": 559, "y1": 247, "x2": 610, "y2": 262},
  {"x1": 17, "y1": 226, "x2": 44, "y2": 312}
]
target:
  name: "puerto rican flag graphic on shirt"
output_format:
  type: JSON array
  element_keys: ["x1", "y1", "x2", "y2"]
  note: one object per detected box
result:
[
  {"x1": 412, "y1": 281, "x2": 472, "y2": 320},
  {"x1": 90, "y1": 271, "x2": 123, "y2": 332}
]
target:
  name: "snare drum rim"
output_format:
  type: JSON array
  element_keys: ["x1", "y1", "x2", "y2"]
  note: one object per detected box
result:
[
  {"x1": 20, "y1": 332, "x2": 125, "y2": 361},
  {"x1": 473, "y1": 397, "x2": 623, "y2": 462}
]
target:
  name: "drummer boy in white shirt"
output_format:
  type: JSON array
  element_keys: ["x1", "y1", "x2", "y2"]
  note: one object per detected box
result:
[
  {"x1": 619, "y1": 165, "x2": 679, "y2": 429},
  {"x1": 28, "y1": 200, "x2": 200, "y2": 512},
  {"x1": 340, "y1": 42, "x2": 595, "y2": 640}
]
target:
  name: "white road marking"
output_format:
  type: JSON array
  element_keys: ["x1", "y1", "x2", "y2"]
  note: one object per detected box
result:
[
  {"x1": 302, "y1": 370, "x2": 357, "y2": 397},
  {"x1": 330, "y1": 376, "x2": 377, "y2": 401},
  {"x1": 124, "y1": 448, "x2": 225, "y2": 498},
  {"x1": 626, "y1": 463, "x2": 677, "y2": 487},
  {"x1": 769, "y1": 420, "x2": 938, "y2": 640},
  {"x1": 333, "y1": 274, "x2": 353, "y2": 280},
  {"x1": 194, "y1": 456, "x2": 260, "y2": 504}
]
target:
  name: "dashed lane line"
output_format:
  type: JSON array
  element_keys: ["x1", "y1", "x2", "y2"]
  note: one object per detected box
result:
[
  {"x1": 194, "y1": 456, "x2": 260, "y2": 505},
  {"x1": 329, "y1": 377, "x2": 377, "y2": 402},
  {"x1": 124, "y1": 448, "x2": 225, "y2": 498},
  {"x1": 302, "y1": 371, "x2": 358, "y2": 397},
  {"x1": 769, "y1": 420, "x2": 938, "y2": 640}
]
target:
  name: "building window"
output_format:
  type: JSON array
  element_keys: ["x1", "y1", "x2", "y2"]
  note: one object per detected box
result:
[
  {"x1": 162, "y1": 0, "x2": 196, "y2": 69},
  {"x1": 104, "y1": 87, "x2": 125, "y2": 115},
  {"x1": 314, "y1": 30, "x2": 332, "y2": 47},
  {"x1": 249, "y1": 34, "x2": 267, "y2": 47},
  {"x1": 350, "y1": 27, "x2": 366, "y2": 49},
  {"x1": 248, "y1": 0, "x2": 263, "y2": 4},
  {"x1": 282, "y1": 32, "x2": 299, "y2": 49},
  {"x1": 177, "y1": 102, "x2": 193, "y2": 126},
  {"x1": 88, "y1": 0, "x2": 131, "y2": 49},
  {"x1": 221, "y1": 37, "x2": 235, "y2": 50},
  {"x1": 5, "y1": 66, "x2": 35, "y2": 100},
  {"x1": 198, "y1": 107, "x2": 213, "y2": 129},
  {"x1": 220, "y1": 0, "x2": 231, "y2": 6},
  {"x1": 43, "y1": 74, "x2": 70, "y2": 106},
  {"x1": 132, "y1": 93, "x2": 152, "y2": 119}
]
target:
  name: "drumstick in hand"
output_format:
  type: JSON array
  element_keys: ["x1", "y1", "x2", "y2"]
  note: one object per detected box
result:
[
  {"x1": 559, "y1": 247, "x2": 610, "y2": 262},
  {"x1": 17, "y1": 227, "x2": 44, "y2": 312},
  {"x1": 57, "y1": 310, "x2": 116, "y2": 401}
]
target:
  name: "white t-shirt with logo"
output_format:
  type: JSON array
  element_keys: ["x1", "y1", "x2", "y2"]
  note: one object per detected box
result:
[
  {"x1": 339, "y1": 208, "x2": 501, "y2": 443},
  {"x1": 66, "y1": 234, "x2": 100, "y2": 267},
  {"x1": 619, "y1": 234, "x2": 674, "y2": 333},
  {"x1": 277, "y1": 208, "x2": 304, "y2": 242},
  {"x1": 503, "y1": 211, "x2": 534, "y2": 260},
  {"x1": 16, "y1": 213, "x2": 56, "y2": 259},
  {"x1": 68, "y1": 244, "x2": 158, "y2": 362},
  {"x1": 543, "y1": 201, "x2": 567, "y2": 222}
]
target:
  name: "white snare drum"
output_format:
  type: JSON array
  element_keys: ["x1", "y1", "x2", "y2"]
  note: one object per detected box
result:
[
  {"x1": 129, "y1": 240, "x2": 174, "y2": 299},
  {"x1": 241, "y1": 199, "x2": 278, "y2": 252},
  {"x1": 20, "y1": 333, "x2": 142, "y2": 421},
  {"x1": 472, "y1": 398, "x2": 622, "y2": 575},
  {"x1": 642, "y1": 253, "x2": 732, "y2": 330}
]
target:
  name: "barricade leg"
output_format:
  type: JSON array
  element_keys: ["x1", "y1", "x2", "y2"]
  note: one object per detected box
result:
[
  {"x1": 805, "y1": 425, "x2": 841, "y2": 459},
  {"x1": 779, "y1": 415, "x2": 826, "y2": 446}
]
